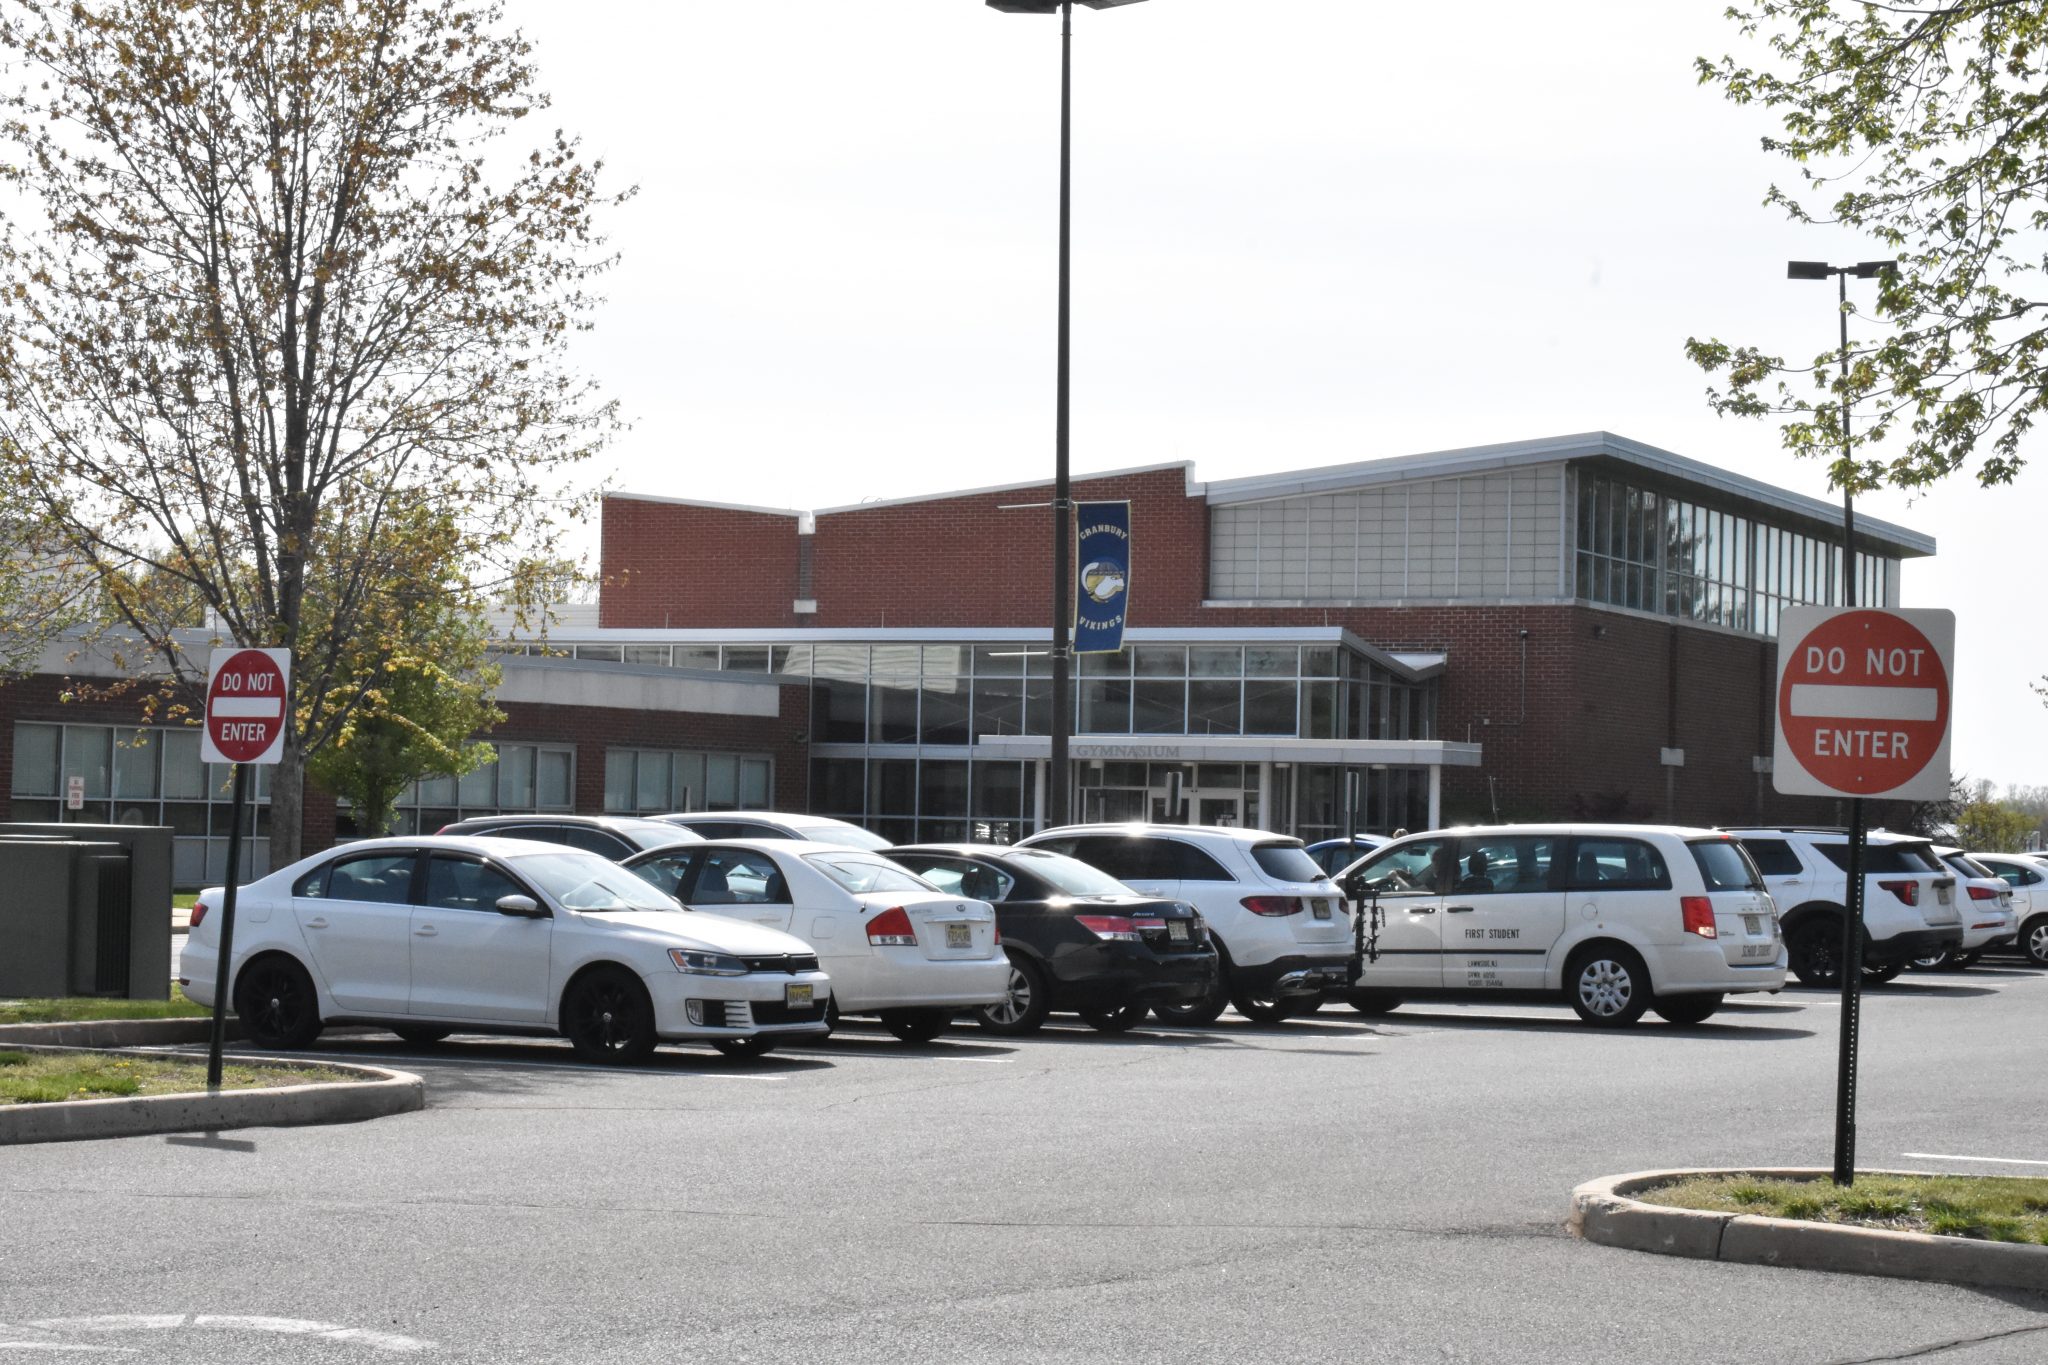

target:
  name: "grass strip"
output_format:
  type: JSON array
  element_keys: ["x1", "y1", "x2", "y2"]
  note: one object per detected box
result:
[
  {"x1": 0, "y1": 1050, "x2": 352, "y2": 1104},
  {"x1": 0, "y1": 986, "x2": 210, "y2": 1025},
  {"x1": 1650, "y1": 1173, "x2": 2048, "y2": 1245}
]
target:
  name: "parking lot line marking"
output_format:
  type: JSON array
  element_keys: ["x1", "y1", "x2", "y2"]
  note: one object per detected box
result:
[{"x1": 1902, "y1": 1152, "x2": 2048, "y2": 1167}]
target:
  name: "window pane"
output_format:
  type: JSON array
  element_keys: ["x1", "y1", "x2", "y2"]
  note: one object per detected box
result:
[
  {"x1": 972, "y1": 646, "x2": 1023, "y2": 677},
  {"x1": 1188, "y1": 646, "x2": 1241, "y2": 678},
  {"x1": 812, "y1": 758, "x2": 864, "y2": 814},
  {"x1": 636, "y1": 752, "x2": 670, "y2": 812},
  {"x1": 971, "y1": 761, "x2": 1023, "y2": 821},
  {"x1": 919, "y1": 760, "x2": 968, "y2": 818},
  {"x1": 1132, "y1": 680, "x2": 1185, "y2": 735},
  {"x1": 722, "y1": 646, "x2": 769, "y2": 673},
  {"x1": 160, "y1": 728, "x2": 203, "y2": 800},
  {"x1": 813, "y1": 678, "x2": 867, "y2": 743},
  {"x1": 1245, "y1": 647, "x2": 1296, "y2": 677},
  {"x1": 1133, "y1": 645, "x2": 1185, "y2": 677},
  {"x1": 868, "y1": 759, "x2": 915, "y2": 815},
  {"x1": 1301, "y1": 647, "x2": 1338, "y2": 678},
  {"x1": 1079, "y1": 680, "x2": 1132, "y2": 734},
  {"x1": 1188, "y1": 680, "x2": 1241, "y2": 734},
  {"x1": 919, "y1": 677, "x2": 971, "y2": 745},
  {"x1": 1243, "y1": 680, "x2": 1298, "y2": 735},
  {"x1": 972, "y1": 678, "x2": 1024, "y2": 739},
  {"x1": 704, "y1": 753, "x2": 738, "y2": 808},
  {"x1": 460, "y1": 755, "x2": 497, "y2": 808},
  {"x1": 674, "y1": 645, "x2": 720, "y2": 671},
  {"x1": 499, "y1": 745, "x2": 536, "y2": 808},
  {"x1": 674, "y1": 752, "x2": 705, "y2": 810},
  {"x1": 869, "y1": 679, "x2": 918, "y2": 744},
  {"x1": 63, "y1": 727, "x2": 112, "y2": 799},
  {"x1": 1079, "y1": 649, "x2": 1131, "y2": 677},
  {"x1": 576, "y1": 644, "x2": 623, "y2": 663},
  {"x1": 114, "y1": 730, "x2": 158, "y2": 800},
  {"x1": 418, "y1": 772, "x2": 457, "y2": 805},
  {"x1": 739, "y1": 758, "x2": 772, "y2": 807},
  {"x1": 605, "y1": 751, "x2": 635, "y2": 812},
  {"x1": 11, "y1": 723, "x2": 60, "y2": 797},
  {"x1": 624, "y1": 645, "x2": 670, "y2": 666}
]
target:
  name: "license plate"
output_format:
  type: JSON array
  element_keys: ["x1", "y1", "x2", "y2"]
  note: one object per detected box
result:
[
  {"x1": 1168, "y1": 920, "x2": 1189, "y2": 941},
  {"x1": 785, "y1": 982, "x2": 813, "y2": 1008},
  {"x1": 945, "y1": 922, "x2": 972, "y2": 949},
  {"x1": 1312, "y1": 899, "x2": 1332, "y2": 920},
  {"x1": 1742, "y1": 914, "x2": 1762, "y2": 935},
  {"x1": 1938, "y1": 885, "x2": 1952, "y2": 905}
]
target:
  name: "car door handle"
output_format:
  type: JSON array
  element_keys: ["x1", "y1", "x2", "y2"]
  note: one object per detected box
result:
[
  {"x1": 1409, "y1": 907, "x2": 1436, "y2": 916},
  {"x1": 305, "y1": 916, "x2": 328, "y2": 930},
  {"x1": 1445, "y1": 905, "x2": 1475, "y2": 914},
  {"x1": 414, "y1": 926, "x2": 438, "y2": 937}
]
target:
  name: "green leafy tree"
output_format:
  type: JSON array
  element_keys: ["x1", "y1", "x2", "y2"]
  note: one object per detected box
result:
[
  {"x1": 1688, "y1": 1, "x2": 2048, "y2": 493},
  {"x1": 1956, "y1": 795, "x2": 2037, "y2": 852},
  {"x1": 0, "y1": 0, "x2": 622, "y2": 862},
  {"x1": 308, "y1": 652, "x2": 504, "y2": 839}
]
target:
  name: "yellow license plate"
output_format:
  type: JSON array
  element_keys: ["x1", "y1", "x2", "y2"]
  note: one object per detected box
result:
[
  {"x1": 785, "y1": 983, "x2": 813, "y2": 1008},
  {"x1": 945, "y1": 922, "x2": 972, "y2": 949}
]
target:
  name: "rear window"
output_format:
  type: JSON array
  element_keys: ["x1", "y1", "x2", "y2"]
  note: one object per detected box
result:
[
  {"x1": 1944, "y1": 853, "x2": 1997, "y2": 880},
  {"x1": 807, "y1": 853, "x2": 933, "y2": 895},
  {"x1": 1814, "y1": 842, "x2": 1940, "y2": 875},
  {"x1": 1001, "y1": 849, "x2": 1130, "y2": 897},
  {"x1": 1689, "y1": 840, "x2": 1762, "y2": 892},
  {"x1": 1737, "y1": 838, "x2": 1805, "y2": 878},
  {"x1": 1250, "y1": 842, "x2": 1327, "y2": 884}
]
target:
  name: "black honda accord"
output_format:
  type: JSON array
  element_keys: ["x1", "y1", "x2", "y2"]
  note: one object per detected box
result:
[{"x1": 885, "y1": 844, "x2": 1218, "y2": 1034}]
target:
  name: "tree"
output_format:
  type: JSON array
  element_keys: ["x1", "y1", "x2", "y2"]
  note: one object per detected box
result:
[
  {"x1": 307, "y1": 649, "x2": 504, "y2": 840},
  {"x1": 1956, "y1": 794, "x2": 2037, "y2": 851},
  {"x1": 1687, "y1": 1, "x2": 2048, "y2": 493},
  {"x1": 0, "y1": 0, "x2": 622, "y2": 863}
]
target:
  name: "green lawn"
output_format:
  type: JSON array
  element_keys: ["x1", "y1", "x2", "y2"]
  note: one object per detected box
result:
[
  {"x1": 1650, "y1": 1173, "x2": 2048, "y2": 1244},
  {"x1": 174, "y1": 892, "x2": 198, "y2": 911},
  {"x1": 0, "y1": 1049, "x2": 349, "y2": 1104},
  {"x1": 0, "y1": 985, "x2": 210, "y2": 1025}
]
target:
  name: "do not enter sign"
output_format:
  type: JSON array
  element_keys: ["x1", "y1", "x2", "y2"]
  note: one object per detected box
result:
[
  {"x1": 1772, "y1": 607, "x2": 1954, "y2": 801},
  {"x1": 200, "y1": 647, "x2": 292, "y2": 765}
]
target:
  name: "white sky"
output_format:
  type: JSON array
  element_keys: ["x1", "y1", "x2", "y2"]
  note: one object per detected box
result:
[{"x1": 502, "y1": 0, "x2": 2045, "y2": 791}]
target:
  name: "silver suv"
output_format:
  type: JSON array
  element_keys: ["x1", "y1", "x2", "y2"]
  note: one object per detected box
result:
[
  {"x1": 1724, "y1": 828, "x2": 1962, "y2": 986},
  {"x1": 1019, "y1": 824, "x2": 1352, "y2": 1025}
]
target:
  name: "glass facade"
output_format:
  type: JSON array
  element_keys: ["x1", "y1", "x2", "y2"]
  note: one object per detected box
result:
[
  {"x1": 1575, "y1": 472, "x2": 1895, "y2": 634},
  {"x1": 337, "y1": 741, "x2": 577, "y2": 839},
  {"x1": 603, "y1": 748, "x2": 774, "y2": 815}
]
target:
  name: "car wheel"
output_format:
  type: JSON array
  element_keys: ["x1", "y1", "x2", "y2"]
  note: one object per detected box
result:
[
  {"x1": 1287, "y1": 993, "x2": 1327, "y2": 1018},
  {"x1": 1077, "y1": 1000, "x2": 1150, "y2": 1033},
  {"x1": 974, "y1": 955, "x2": 1050, "y2": 1036},
  {"x1": 1152, "y1": 956, "x2": 1231, "y2": 1027},
  {"x1": 1907, "y1": 949, "x2": 1954, "y2": 971},
  {"x1": 1787, "y1": 920, "x2": 1845, "y2": 988},
  {"x1": 879, "y1": 1008, "x2": 951, "y2": 1044},
  {"x1": 391, "y1": 1026, "x2": 452, "y2": 1047},
  {"x1": 1345, "y1": 989, "x2": 1403, "y2": 1016},
  {"x1": 560, "y1": 967, "x2": 658, "y2": 1064},
  {"x1": 710, "y1": 1037, "x2": 777, "y2": 1060},
  {"x1": 2025, "y1": 917, "x2": 2048, "y2": 968},
  {"x1": 824, "y1": 998, "x2": 840, "y2": 1034},
  {"x1": 233, "y1": 955, "x2": 323, "y2": 1050},
  {"x1": 1229, "y1": 982, "x2": 1293, "y2": 1025},
  {"x1": 1863, "y1": 961, "x2": 1905, "y2": 984},
  {"x1": 1651, "y1": 993, "x2": 1723, "y2": 1026},
  {"x1": 1565, "y1": 945, "x2": 1651, "y2": 1027},
  {"x1": 1957, "y1": 950, "x2": 1985, "y2": 968}
]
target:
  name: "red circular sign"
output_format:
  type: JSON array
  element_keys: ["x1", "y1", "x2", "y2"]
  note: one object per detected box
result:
[
  {"x1": 1778, "y1": 611, "x2": 1949, "y2": 794},
  {"x1": 205, "y1": 649, "x2": 289, "y2": 763}
]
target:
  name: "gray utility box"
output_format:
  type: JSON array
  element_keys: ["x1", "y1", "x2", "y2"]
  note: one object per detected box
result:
[{"x1": 0, "y1": 824, "x2": 173, "y2": 1000}]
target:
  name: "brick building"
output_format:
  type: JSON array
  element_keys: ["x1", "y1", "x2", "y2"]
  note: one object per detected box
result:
[{"x1": 1, "y1": 431, "x2": 1935, "y2": 885}]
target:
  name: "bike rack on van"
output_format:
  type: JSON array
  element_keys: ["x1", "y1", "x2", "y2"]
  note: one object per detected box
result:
[{"x1": 1346, "y1": 876, "x2": 1383, "y2": 985}]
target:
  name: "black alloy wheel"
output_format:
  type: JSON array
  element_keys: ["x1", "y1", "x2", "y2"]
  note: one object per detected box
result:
[
  {"x1": 975, "y1": 954, "x2": 1050, "y2": 1036},
  {"x1": 560, "y1": 967, "x2": 658, "y2": 1064},
  {"x1": 1152, "y1": 954, "x2": 1231, "y2": 1027},
  {"x1": 1345, "y1": 989, "x2": 1403, "y2": 1016},
  {"x1": 391, "y1": 1026, "x2": 453, "y2": 1047},
  {"x1": 234, "y1": 955, "x2": 323, "y2": 1050},
  {"x1": 880, "y1": 1008, "x2": 952, "y2": 1044},
  {"x1": 1787, "y1": 921, "x2": 1845, "y2": 988},
  {"x1": 711, "y1": 1036, "x2": 778, "y2": 1060},
  {"x1": 1651, "y1": 993, "x2": 1723, "y2": 1026},
  {"x1": 1076, "y1": 1000, "x2": 1150, "y2": 1033}
]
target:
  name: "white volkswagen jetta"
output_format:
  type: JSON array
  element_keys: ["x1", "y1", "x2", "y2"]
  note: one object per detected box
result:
[
  {"x1": 622, "y1": 840, "x2": 1009, "y2": 1043},
  {"x1": 180, "y1": 836, "x2": 832, "y2": 1063}
]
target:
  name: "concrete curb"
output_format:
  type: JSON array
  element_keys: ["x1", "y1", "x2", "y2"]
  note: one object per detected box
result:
[
  {"x1": 0, "y1": 1046, "x2": 423, "y2": 1145},
  {"x1": 0, "y1": 1017, "x2": 242, "y2": 1048},
  {"x1": 1569, "y1": 1168, "x2": 2048, "y2": 1293}
]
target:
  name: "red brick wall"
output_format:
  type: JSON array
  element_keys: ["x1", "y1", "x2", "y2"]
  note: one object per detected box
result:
[{"x1": 599, "y1": 496, "x2": 802, "y2": 629}]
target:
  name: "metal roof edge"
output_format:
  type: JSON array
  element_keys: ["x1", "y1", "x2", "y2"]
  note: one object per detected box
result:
[
  {"x1": 603, "y1": 490, "x2": 805, "y2": 518},
  {"x1": 810, "y1": 459, "x2": 1198, "y2": 517}
]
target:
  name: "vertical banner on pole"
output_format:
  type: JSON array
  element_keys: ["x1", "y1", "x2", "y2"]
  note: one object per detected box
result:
[
  {"x1": 200, "y1": 647, "x2": 292, "y2": 1090},
  {"x1": 1073, "y1": 501, "x2": 1131, "y2": 655}
]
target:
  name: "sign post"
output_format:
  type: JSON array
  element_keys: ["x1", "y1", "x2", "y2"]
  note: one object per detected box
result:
[
  {"x1": 199, "y1": 647, "x2": 291, "y2": 1091},
  {"x1": 1772, "y1": 606, "x2": 1953, "y2": 1186}
]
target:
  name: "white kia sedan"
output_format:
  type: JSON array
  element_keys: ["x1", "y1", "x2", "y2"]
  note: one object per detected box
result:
[
  {"x1": 623, "y1": 840, "x2": 1008, "y2": 1043},
  {"x1": 180, "y1": 836, "x2": 832, "y2": 1063}
]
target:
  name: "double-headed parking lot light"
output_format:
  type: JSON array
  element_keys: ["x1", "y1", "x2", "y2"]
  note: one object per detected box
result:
[{"x1": 986, "y1": 0, "x2": 1149, "y2": 829}]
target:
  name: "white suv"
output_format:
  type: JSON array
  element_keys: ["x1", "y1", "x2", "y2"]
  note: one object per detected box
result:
[
  {"x1": 1913, "y1": 846, "x2": 2018, "y2": 970},
  {"x1": 1725, "y1": 828, "x2": 1963, "y2": 986},
  {"x1": 1019, "y1": 824, "x2": 1352, "y2": 1025},
  {"x1": 1335, "y1": 824, "x2": 1785, "y2": 1027}
]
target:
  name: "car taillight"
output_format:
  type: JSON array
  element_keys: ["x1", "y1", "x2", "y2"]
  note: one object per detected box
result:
[
  {"x1": 1076, "y1": 914, "x2": 1141, "y2": 941},
  {"x1": 866, "y1": 906, "x2": 917, "y2": 946},
  {"x1": 1967, "y1": 884, "x2": 1998, "y2": 901},
  {"x1": 189, "y1": 900, "x2": 209, "y2": 928},
  {"x1": 992, "y1": 918, "x2": 1001, "y2": 945},
  {"x1": 1680, "y1": 895, "x2": 1717, "y2": 939},
  {"x1": 1878, "y1": 879, "x2": 1920, "y2": 906},
  {"x1": 1240, "y1": 896, "x2": 1301, "y2": 917},
  {"x1": 435, "y1": 824, "x2": 454, "y2": 834}
]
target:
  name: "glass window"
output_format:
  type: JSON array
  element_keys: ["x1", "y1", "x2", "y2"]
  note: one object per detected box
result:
[
  {"x1": 739, "y1": 758, "x2": 772, "y2": 807},
  {"x1": 113, "y1": 731, "x2": 157, "y2": 800},
  {"x1": 1454, "y1": 835, "x2": 1556, "y2": 894},
  {"x1": 689, "y1": 849, "x2": 787, "y2": 906},
  {"x1": 498, "y1": 745, "x2": 536, "y2": 808},
  {"x1": 1250, "y1": 842, "x2": 1326, "y2": 883},
  {"x1": 674, "y1": 645, "x2": 720, "y2": 671},
  {"x1": 674, "y1": 753, "x2": 706, "y2": 810},
  {"x1": 704, "y1": 753, "x2": 738, "y2": 808},
  {"x1": 1132, "y1": 680, "x2": 1185, "y2": 735},
  {"x1": 806, "y1": 852, "x2": 933, "y2": 895},
  {"x1": 1567, "y1": 838, "x2": 1671, "y2": 891},
  {"x1": 627, "y1": 851, "x2": 696, "y2": 897},
  {"x1": 1079, "y1": 680, "x2": 1132, "y2": 734},
  {"x1": 460, "y1": 757, "x2": 497, "y2": 808},
  {"x1": 971, "y1": 646, "x2": 1023, "y2": 676},
  {"x1": 972, "y1": 676, "x2": 1025, "y2": 738},
  {"x1": 919, "y1": 760, "x2": 968, "y2": 818},
  {"x1": 575, "y1": 645, "x2": 623, "y2": 663},
  {"x1": 1157, "y1": 839, "x2": 1234, "y2": 882},
  {"x1": 868, "y1": 759, "x2": 915, "y2": 816},
  {"x1": 1351, "y1": 837, "x2": 1455, "y2": 897},
  {"x1": 423, "y1": 856, "x2": 526, "y2": 912},
  {"x1": 723, "y1": 646, "x2": 770, "y2": 673},
  {"x1": 919, "y1": 677, "x2": 971, "y2": 745},
  {"x1": 971, "y1": 760, "x2": 1023, "y2": 821},
  {"x1": 812, "y1": 758, "x2": 865, "y2": 815},
  {"x1": 11, "y1": 723, "x2": 60, "y2": 797},
  {"x1": 1690, "y1": 839, "x2": 1762, "y2": 891},
  {"x1": 161, "y1": 729, "x2": 204, "y2": 800},
  {"x1": 318, "y1": 852, "x2": 418, "y2": 904},
  {"x1": 636, "y1": 752, "x2": 671, "y2": 812},
  {"x1": 1301, "y1": 646, "x2": 1338, "y2": 678},
  {"x1": 62, "y1": 727, "x2": 112, "y2": 799},
  {"x1": 1188, "y1": 646, "x2": 1241, "y2": 678},
  {"x1": 1133, "y1": 645, "x2": 1185, "y2": 677},
  {"x1": 1243, "y1": 680, "x2": 1298, "y2": 735},
  {"x1": 868, "y1": 679, "x2": 918, "y2": 744},
  {"x1": 1188, "y1": 680, "x2": 1241, "y2": 735},
  {"x1": 1079, "y1": 649, "x2": 1132, "y2": 677},
  {"x1": 511, "y1": 850, "x2": 679, "y2": 912},
  {"x1": 1812, "y1": 842, "x2": 1935, "y2": 874},
  {"x1": 1244, "y1": 646, "x2": 1296, "y2": 677},
  {"x1": 624, "y1": 645, "x2": 670, "y2": 666}
]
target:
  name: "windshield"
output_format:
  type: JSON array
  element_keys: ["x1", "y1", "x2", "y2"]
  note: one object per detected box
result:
[
  {"x1": 1002, "y1": 848, "x2": 1132, "y2": 897},
  {"x1": 1251, "y1": 842, "x2": 1328, "y2": 884},
  {"x1": 807, "y1": 852, "x2": 936, "y2": 895},
  {"x1": 513, "y1": 851, "x2": 680, "y2": 912}
]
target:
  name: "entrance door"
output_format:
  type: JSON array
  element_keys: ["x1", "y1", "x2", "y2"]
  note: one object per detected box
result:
[{"x1": 1150, "y1": 789, "x2": 1239, "y2": 827}]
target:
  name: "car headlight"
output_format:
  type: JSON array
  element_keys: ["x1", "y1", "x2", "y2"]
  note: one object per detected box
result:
[{"x1": 669, "y1": 948, "x2": 749, "y2": 975}]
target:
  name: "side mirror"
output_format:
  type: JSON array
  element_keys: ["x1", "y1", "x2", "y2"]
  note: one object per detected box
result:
[{"x1": 495, "y1": 894, "x2": 545, "y2": 918}]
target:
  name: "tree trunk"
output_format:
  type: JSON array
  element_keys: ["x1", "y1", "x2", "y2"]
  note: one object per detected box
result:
[{"x1": 270, "y1": 731, "x2": 306, "y2": 869}]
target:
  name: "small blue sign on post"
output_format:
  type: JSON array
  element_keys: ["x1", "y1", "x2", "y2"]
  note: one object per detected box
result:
[{"x1": 1074, "y1": 501, "x2": 1131, "y2": 655}]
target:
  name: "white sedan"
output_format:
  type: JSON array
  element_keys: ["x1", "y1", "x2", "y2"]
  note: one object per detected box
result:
[
  {"x1": 623, "y1": 840, "x2": 1008, "y2": 1043},
  {"x1": 180, "y1": 836, "x2": 832, "y2": 1063}
]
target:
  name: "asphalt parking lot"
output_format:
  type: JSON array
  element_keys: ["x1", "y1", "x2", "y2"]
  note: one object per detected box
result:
[{"x1": 4, "y1": 968, "x2": 2047, "y2": 1363}]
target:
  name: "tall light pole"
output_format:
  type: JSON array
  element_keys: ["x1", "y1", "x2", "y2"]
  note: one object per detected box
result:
[
  {"x1": 1787, "y1": 256, "x2": 1895, "y2": 1188},
  {"x1": 987, "y1": 0, "x2": 1147, "y2": 830}
]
